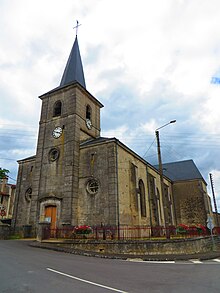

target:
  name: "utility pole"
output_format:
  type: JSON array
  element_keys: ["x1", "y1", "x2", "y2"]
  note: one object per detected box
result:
[
  {"x1": 155, "y1": 130, "x2": 170, "y2": 239},
  {"x1": 209, "y1": 173, "x2": 219, "y2": 227},
  {"x1": 155, "y1": 120, "x2": 176, "y2": 240}
]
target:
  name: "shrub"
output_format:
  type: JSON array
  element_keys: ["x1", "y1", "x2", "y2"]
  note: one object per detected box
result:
[
  {"x1": 176, "y1": 224, "x2": 189, "y2": 234},
  {"x1": 196, "y1": 224, "x2": 206, "y2": 235}
]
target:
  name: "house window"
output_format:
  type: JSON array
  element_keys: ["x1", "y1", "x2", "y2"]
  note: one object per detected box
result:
[
  {"x1": 139, "y1": 179, "x2": 146, "y2": 217},
  {"x1": 53, "y1": 101, "x2": 62, "y2": 117},
  {"x1": 25, "y1": 187, "x2": 32, "y2": 202},
  {"x1": 156, "y1": 188, "x2": 162, "y2": 223}
]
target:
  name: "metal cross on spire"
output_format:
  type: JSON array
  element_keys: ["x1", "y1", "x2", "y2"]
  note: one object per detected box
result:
[{"x1": 73, "y1": 20, "x2": 82, "y2": 36}]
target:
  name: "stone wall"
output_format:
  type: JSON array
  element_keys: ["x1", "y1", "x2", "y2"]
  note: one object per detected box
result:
[
  {"x1": 79, "y1": 140, "x2": 117, "y2": 226},
  {"x1": 117, "y1": 145, "x2": 149, "y2": 226},
  {"x1": 213, "y1": 212, "x2": 220, "y2": 227},
  {"x1": 0, "y1": 224, "x2": 10, "y2": 240},
  {"x1": 173, "y1": 180, "x2": 209, "y2": 226},
  {"x1": 117, "y1": 144, "x2": 174, "y2": 228},
  {"x1": 48, "y1": 236, "x2": 219, "y2": 255},
  {"x1": 12, "y1": 157, "x2": 35, "y2": 229}
]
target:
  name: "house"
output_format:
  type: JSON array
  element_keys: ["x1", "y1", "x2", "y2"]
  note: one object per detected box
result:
[{"x1": 0, "y1": 177, "x2": 16, "y2": 224}]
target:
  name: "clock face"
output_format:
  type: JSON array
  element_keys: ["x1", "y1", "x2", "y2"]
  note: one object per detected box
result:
[
  {"x1": 52, "y1": 126, "x2": 63, "y2": 139},
  {"x1": 86, "y1": 119, "x2": 92, "y2": 130}
]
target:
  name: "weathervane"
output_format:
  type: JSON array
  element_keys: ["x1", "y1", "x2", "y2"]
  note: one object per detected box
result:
[{"x1": 73, "y1": 20, "x2": 82, "y2": 36}]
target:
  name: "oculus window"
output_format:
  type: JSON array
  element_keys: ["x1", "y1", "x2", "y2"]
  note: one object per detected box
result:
[
  {"x1": 48, "y1": 148, "x2": 60, "y2": 162},
  {"x1": 86, "y1": 179, "x2": 99, "y2": 195}
]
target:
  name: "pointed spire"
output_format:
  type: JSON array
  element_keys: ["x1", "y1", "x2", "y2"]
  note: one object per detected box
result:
[{"x1": 60, "y1": 35, "x2": 86, "y2": 89}]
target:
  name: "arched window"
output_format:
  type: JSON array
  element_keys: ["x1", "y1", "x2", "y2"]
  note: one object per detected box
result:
[
  {"x1": 139, "y1": 179, "x2": 146, "y2": 217},
  {"x1": 156, "y1": 188, "x2": 162, "y2": 223},
  {"x1": 25, "y1": 187, "x2": 32, "y2": 202},
  {"x1": 53, "y1": 101, "x2": 62, "y2": 117},
  {"x1": 86, "y1": 105, "x2": 91, "y2": 120}
]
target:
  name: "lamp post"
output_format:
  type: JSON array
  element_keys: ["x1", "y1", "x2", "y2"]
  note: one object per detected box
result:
[{"x1": 155, "y1": 120, "x2": 176, "y2": 239}]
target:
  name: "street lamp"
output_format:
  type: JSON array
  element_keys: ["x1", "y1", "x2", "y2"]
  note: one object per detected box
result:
[{"x1": 155, "y1": 120, "x2": 176, "y2": 239}]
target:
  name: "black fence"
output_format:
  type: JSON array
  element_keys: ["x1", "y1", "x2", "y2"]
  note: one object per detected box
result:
[{"x1": 41, "y1": 225, "x2": 220, "y2": 241}]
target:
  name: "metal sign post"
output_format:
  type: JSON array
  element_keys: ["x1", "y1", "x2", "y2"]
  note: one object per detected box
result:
[{"x1": 207, "y1": 216, "x2": 215, "y2": 251}]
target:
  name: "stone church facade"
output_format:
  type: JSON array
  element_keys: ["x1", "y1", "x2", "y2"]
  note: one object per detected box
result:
[{"x1": 12, "y1": 35, "x2": 213, "y2": 236}]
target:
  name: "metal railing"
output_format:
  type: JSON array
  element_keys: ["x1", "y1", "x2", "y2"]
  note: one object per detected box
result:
[{"x1": 41, "y1": 225, "x2": 220, "y2": 241}]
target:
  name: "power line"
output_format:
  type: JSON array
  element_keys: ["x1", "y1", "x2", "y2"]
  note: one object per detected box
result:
[
  {"x1": 142, "y1": 138, "x2": 156, "y2": 158},
  {"x1": 8, "y1": 176, "x2": 16, "y2": 182},
  {"x1": 1, "y1": 128, "x2": 220, "y2": 143}
]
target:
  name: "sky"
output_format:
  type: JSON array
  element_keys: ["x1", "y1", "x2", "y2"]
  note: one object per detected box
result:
[{"x1": 0, "y1": 0, "x2": 220, "y2": 210}]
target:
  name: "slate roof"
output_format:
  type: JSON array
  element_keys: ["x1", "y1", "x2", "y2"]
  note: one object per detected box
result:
[
  {"x1": 80, "y1": 137, "x2": 115, "y2": 147},
  {"x1": 60, "y1": 36, "x2": 86, "y2": 89},
  {"x1": 17, "y1": 155, "x2": 36, "y2": 162},
  {"x1": 154, "y1": 159, "x2": 204, "y2": 182}
]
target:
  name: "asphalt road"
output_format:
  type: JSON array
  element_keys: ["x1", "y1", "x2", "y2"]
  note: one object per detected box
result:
[{"x1": 0, "y1": 240, "x2": 220, "y2": 293}]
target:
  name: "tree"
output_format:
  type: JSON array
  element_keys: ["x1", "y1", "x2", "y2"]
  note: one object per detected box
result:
[{"x1": 0, "y1": 168, "x2": 9, "y2": 179}]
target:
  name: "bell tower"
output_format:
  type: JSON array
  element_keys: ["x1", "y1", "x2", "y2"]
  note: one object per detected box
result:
[{"x1": 29, "y1": 34, "x2": 103, "y2": 229}]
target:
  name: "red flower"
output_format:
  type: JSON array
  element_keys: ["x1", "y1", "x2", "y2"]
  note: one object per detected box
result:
[
  {"x1": 73, "y1": 225, "x2": 92, "y2": 234},
  {"x1": 178, "y1": 224, "x2": 189, "y2": 230}
]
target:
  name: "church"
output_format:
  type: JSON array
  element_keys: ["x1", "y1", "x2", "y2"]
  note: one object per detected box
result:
[{"x1": 12, "y1": 33, "x2": 212, "y2": 237}]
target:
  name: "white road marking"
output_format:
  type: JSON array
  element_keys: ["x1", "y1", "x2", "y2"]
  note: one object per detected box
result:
[
  {"x1": 126, "y1": 258, "x2": 144, "y2": 262},
  {"x1": 47, "y1": 268, "x2": 127, "y2": 293},
  {"x1": 145, "y1": 261, "x2": 175, "y2": 264},
  {"x1": 189, "y1": 259, "x2": 203, "y2": 264},
  {"x1": 126, "y1": 259, "x2": 175, "y2": 264},
  {"x1": 125, "y1": 259, "x2": 220, "y2": 265}
]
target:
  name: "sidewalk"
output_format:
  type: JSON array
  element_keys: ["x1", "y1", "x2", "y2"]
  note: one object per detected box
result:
[{"x1": 30, "y1": 240, "x2": 220, "y2": 261}]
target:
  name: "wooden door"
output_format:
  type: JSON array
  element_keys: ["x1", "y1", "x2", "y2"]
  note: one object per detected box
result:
[{"x1": 45, "y1": 205, "x2": 57, "y2": 230}]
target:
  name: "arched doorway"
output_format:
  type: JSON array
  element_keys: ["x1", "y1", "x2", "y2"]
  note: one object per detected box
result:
[{"x1": 39, "y1": 198, "x2": 61, "y2": 238}]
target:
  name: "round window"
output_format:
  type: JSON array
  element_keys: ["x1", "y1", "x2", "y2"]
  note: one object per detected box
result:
[
  {"x1": 87, "y1": 179, "x2": 99, "y2": 195},
  {"x1": 48, "y1": 148, "x2": 60, "y2": 162}
]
